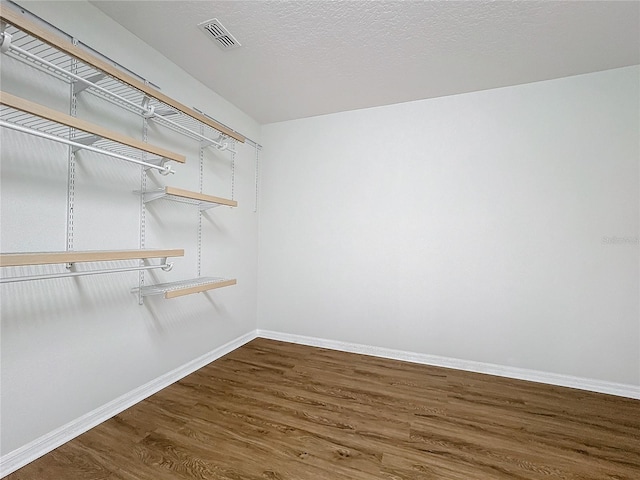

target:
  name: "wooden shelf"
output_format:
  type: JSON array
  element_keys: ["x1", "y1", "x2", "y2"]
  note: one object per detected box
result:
[
  {"x1": 1, "y1": 7, "x2": 240, "y2": 299},
  {"x1": 141, "y1": 186, "x2": 237, "y2": 209},
  {"x1": 0, "y1": 7, "x2": 245, "y2": 143},
  {"x1": 136, "y1": 277, "x2": 237, "y2": 299},
  {"x1": 0, "y1": 91, "x2": 185, "y2": 164},
  {"x1": 0, "y1": 249, "x2": 184, "y2": 267}
]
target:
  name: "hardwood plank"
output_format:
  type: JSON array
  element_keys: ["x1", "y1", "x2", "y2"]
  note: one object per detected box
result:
[{"x1": 7, "y1": 338, "x2": 640, "y2": 479}]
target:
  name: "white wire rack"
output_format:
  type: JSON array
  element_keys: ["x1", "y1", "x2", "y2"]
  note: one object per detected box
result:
[
  {"x1": 132, "y1": 276, "x2": 236, "y2": 299},
  {"x1": 0, "y1": 103, "x2": 70, "y2": 137},
  {"x1": 0, "y1": 8, "x2": 240, "y2": 301},
  {"x1": 0, "y1": 249, "x2": 183, "y2": 284},
  {"x1": 1, "y1": 24, "x2": 238, "y2": 153},
  {"x1": 0, "y1": 261, "x2": 173, "y2": 284},
  {"x1": 139, "y1": 186, "x2": 237, "y2": 210},
  {"x1": 0, "y1": 104, "x2": 175, "y2": 174}
]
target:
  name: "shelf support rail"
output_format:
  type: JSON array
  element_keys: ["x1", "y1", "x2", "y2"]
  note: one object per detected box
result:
[
  {"x1": 0, "y1": 32, "x2": 236, "y2": 154},
  {"x1": 0, "y1": 120, "x2": 175, "y2": 175},
  {"x1": 0, "y1": 260, "x2": 174, "y2": 284}
]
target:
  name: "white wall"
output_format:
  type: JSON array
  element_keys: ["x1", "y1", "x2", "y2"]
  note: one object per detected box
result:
[
  {"x1": 1, "y1": 0, "x2": 638, "y2": 461},
  {"x1": 259, "y1": 66, "x2": 640, "y2": 387},
  {"x1": 1, "y1": 1, "x2": 260, "y2": 454}
]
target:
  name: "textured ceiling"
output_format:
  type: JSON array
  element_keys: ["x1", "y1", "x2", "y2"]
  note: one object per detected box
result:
[{"x1": 90, "y1": 1, "x2": 640, "y2": 125}]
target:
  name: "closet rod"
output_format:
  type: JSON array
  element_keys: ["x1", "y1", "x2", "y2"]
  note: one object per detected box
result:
[
  {"x1": 0, "y1": 91, "x2": 186, "y2": 164},
  {"x1": 2, "y1": 32, "x2": 236, "y2": 152},
  {"x1": 140, "y1": 98, "x2": 237, "y2": 154},
  {"x1": 0, "y1": 262, "x2": 173, "y2": 284},
  {"x1": 0, "y1": 120, "x2": 175, "y2": 174},
  {"x1": 0, "y1": 8, "x2": 244, "y2": 142}
]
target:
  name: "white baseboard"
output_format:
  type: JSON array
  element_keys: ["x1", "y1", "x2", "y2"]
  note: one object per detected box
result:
[
  {"x1": 0, "y1": 330, "x2": 258, "y2": 479},
  {"x1": 256, "y1": 329, "x2": 640, "y2": 400},
  {"x1": 4, "y1": 328, "x2": 638, "y2": 478}
]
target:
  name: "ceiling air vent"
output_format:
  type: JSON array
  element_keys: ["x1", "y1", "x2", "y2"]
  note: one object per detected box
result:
[{"x1": 198, "y1": 18, "x2": 241, "y2": 51}]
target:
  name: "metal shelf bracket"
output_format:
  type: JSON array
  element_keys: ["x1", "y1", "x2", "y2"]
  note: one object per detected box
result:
[
  {"x1": 73, "y1": 72, "x2": 106, "y2": 94},
  {"x1": 71, "y1": 134, "x2": 99, "y2": 153}
]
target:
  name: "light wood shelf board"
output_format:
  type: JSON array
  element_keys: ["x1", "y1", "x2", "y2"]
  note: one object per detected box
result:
[
  {"x1": 136, "y1": 277, "x2": 237, "y2": 299},
  {"x1": 0, "y1": 91, "x2": 186, "y2": 164},
  {"x1": 165, "y1": 278, "x2": 237, "y2": 299},
  {"x1": 0, "y1": 7, "x2": 245, "y2": 143},
  {"x1": 0, "y1": 249, "x2": 184, "y2": 267},
  {"x1": 164, "y1": 186, "x2": 237, "y2": 207}
]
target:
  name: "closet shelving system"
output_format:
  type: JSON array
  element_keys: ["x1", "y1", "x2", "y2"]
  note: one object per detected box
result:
[
  {"x1": 0, "y1": 7, "x2": 242, "y2": 301},
  {"x1": 0, "y1": 91, "x2": 185, "y2": 173},
  {"x1": 0, "y1": 250, "x2": 184, "y2": 284}
]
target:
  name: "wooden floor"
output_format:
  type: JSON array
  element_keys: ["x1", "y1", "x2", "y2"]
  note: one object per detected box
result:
[{"x1": 7, "y1": 338, "x2": 640, "y2": 479}]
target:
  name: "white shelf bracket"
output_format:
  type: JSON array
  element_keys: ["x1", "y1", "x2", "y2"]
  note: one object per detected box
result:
[
  {"x1": 199, "y1": 134, "x2": 234, "y2": 153},
  {"x1": 198, "y1": 203, "x2": 222, "y2": 212},
  {"x1": 71, "y1": 134, "x2": 100, "y2": 153},
  {"x1": 73, "y1": 72, "x2": 106, "y2": 95},
  {"x1": 199, "y1": 134, "x2": 223, "y2": 149},
  {"x1": 199, "y1": 138, "x2": 215, "y2": 148},
  {"x1": 140, "y1": 190, "x2": 167, "y2": 204},
  {"x1": 198, "y1": 204, "x2": 220, "y2": 212},
  {"x1": 155, "y1": 108, "x2": 179, "y2": 117}
]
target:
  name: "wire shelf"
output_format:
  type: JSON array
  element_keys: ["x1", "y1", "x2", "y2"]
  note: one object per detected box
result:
[
  {"x1": 140, "y1": 187, "x2": 237, "y2": 210},
  {"x1": 4, "y1": 25, "x2": 77, "y2": 82},
  {"x1": 0, "y1": 105, "x2": 70, "y2": 138},
  {"x1": 0, "y1": 249, "x2": 183, "y2": 284},
  {"x1": 0, "y1": 106, "x2": 167, "y2": 169},
  {"x1": 2, "y1": 21, "x2": 241, "y2": 147},
  {"x1": 135, "y1": 276, "x2": 236, "y2": 299}
]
